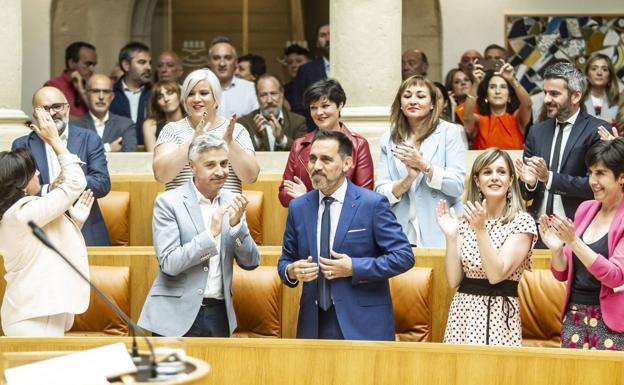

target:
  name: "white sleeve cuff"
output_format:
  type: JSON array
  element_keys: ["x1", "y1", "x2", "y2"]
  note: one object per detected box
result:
[
  {"x1": 276, "y1": 134, "x2": 288, "y2": 146},
  {"x1": 104, "y1": 143, "x2": 111, "y2": 152},
  {"x1": 229, "y1": 221, "x2": 243, "y2": 236},
  {"x1": 425, "y1": 165, "x2": 443, "y2": 190},
  {"x1": 41, "y1": 184, "x2": 50, "y2": 196},
  {"x1": 546, "y1": 171, "x2": 553, "y2": 190},
  {"x1": 382, "y1": 183, "x2": 401, "y2": 204}
]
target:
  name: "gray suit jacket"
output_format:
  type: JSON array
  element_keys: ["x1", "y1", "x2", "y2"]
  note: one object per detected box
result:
[
  {"x1": 138, "y1": 180, "x2": 260, "y2": 336},
  {"x1": 75, "y1": 112, "x2": 137, "y2": 152}
]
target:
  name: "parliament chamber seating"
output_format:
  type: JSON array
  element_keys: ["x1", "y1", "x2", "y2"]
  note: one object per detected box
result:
[
  {"x1": 68, "y1": 265, "x2": 130, "y2": 336},
  {"x1": 518, "y1": 269, "x2": 567, "y2": 347},
  {"x1": 390, "y1": 267, "x2": 433, "y2": 342},
  {"x1": 241, "y1": 190, "x2": 264, "y2": 245},
  {"x1": 98, "y1": 191, "x2": 130, "y2": 246}
]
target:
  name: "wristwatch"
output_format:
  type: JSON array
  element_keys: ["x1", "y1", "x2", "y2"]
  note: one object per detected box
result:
[{"x1": 424, "y1": 163, "x2": 432, "y2": 174}]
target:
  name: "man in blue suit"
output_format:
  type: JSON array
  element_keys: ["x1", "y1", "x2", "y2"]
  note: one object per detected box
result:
[
  {"x1": 278, "y1": 130, "x2": 414, "y2": 341},
  {"x1": 13, "y1": 86, "x2": 111, "y2": 246}
]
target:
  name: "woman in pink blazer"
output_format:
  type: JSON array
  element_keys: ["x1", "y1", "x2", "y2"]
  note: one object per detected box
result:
[
  {"x1": 0, "y1": 106, "x2": 93, "y2": 336},
  {"x1": 540, "y1": 138, "x2": 624, "y2": 350}
]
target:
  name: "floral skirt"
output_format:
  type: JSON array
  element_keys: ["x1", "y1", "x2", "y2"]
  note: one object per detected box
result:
[{"x1": 561, "y1": 304, "x2": 624, "y2": 350}]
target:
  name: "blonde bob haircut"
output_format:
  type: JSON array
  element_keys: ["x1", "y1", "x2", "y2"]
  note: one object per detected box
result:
[
  {"x1": 464, "y1": 148, "x2": 525, "y2": 225},
  {"x1": 389, "y1": 75, "x2": 441, "y2": 144},
  {"x1": 180, "y1": 68, "x2": 223, "y2": 114}
]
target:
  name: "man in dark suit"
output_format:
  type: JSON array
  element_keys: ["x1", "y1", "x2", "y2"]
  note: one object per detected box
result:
[
  {"x1": 109, "y1": 42, "x2": 152, "y2": 146},
  {"x1": 278, "y1": 130, "x2": 414, "y2": 340},
  {"x1": 291, "y1": 24, "x2": 330, "y2": 130},
  {"x1": 516, "y1": 62, "x2": 603, "y2": 246},
  {"x1": 75, "y1": 74, "x2": 137, "y2": 152},
  {"x1": 13, "y1": 86, "x2": 111, "y2": 246},
  {"x1": 237, "y1": 74, "x2": 307, "y2": 151}
]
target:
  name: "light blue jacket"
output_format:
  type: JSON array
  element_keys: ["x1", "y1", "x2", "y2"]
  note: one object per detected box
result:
[
  {"x1": 583, "y1": 96, "x2": 618, "y2": 122},
  {"x1": 375, "y1": 120, "x2": 466, "y2": 247}
]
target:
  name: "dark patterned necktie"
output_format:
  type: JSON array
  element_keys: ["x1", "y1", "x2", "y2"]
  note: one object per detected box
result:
[{"x1": 318, "y1": 196, "x2": 334, "y2": 311}]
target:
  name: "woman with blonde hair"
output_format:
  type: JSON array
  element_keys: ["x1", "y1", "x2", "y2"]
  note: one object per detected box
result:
[
  {"x1": 152, "y1": 68, "x2": 259, "y2": 191},
  {"x1": 436, "y1": 148, "x2": 537, "y2": 345},
  {"x1": 376, "y1": 75, "x2": 466, "y2": 247},
  {"x1": 143, "y1": 80, "x2": 184, "y2": 152},
  {"x1": 583, "y1": 53, "x2": 620, "y2": 124}
]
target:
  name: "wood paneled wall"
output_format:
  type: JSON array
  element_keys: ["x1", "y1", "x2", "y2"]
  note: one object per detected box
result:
[{"x1": 1, "y1": 337, "x2": 623, "y2": 385}]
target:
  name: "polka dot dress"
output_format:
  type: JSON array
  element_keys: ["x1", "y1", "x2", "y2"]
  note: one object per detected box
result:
[{"x1": 443, "y1": 212, "x2": 537, "y2": 346}]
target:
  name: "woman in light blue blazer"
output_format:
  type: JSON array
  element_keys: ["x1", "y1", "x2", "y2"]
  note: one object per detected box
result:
[{"x1": 376, "y1": 75, "x2": 467, "y2": 247}]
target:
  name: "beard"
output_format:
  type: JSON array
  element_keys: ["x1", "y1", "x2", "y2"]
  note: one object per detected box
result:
[
  {"x1": 53, "y1": 116, "x2": 68, "y2": 135},
  {"x1": 319, "y1": 44, "x2": 330, "y2": 59}
]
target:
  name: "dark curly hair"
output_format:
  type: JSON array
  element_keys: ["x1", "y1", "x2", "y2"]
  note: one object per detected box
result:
[
  {"x1": 476, "y1": 73, "x2": 520, "y2": 115},
  {"x1": 0, "y1": 148, "x2": 37, "y2": 220}
]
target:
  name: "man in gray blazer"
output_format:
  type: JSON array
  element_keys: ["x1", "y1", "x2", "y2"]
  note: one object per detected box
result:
[
  {"x1": 75, "y1": 73, "x2": 137, "y2": 152},
  {"x1": 138, "y1": 134, "x2": 260, "y2": 337}
]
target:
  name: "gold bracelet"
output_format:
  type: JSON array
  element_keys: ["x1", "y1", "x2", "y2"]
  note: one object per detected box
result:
[{"x1": 466, "y1": 94, "x2": 476, "y2": 100}]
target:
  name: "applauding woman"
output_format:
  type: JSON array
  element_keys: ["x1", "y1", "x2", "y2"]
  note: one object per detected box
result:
[
  {"x1": 153, "y1": 68, "x2": 259, "y2": 191},
  {"x1": 0, "y1": 108, "x2": 93, "y2": 336},
  {"x1": 436, "y1": 148, "x2": 537, "y2": 345},
  {"x1": 278, "y1": 79, "x2": 373, "y2": 207},
  {"x1": 463, "y1": 60, "x2": 532, "y2": 150},
  {"x1": 539, "y1": 139, "x2": 624, "y2": 350},
  {"x1": 376, "y1": 75, "x2": 466, "y2": 247}
]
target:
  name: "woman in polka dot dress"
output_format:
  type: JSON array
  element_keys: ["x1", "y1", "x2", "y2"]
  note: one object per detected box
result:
[
  {"x1": 540, "y1": 139, "x2": 624, "y2": 350},
  {"x1": 436, "y1": 148, "x2": 536, "y2": 346}
]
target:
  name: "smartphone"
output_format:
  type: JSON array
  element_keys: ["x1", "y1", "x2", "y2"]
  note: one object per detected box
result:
[{"x1": 479, "y1": 59, "x2": 502, "y2": 72}]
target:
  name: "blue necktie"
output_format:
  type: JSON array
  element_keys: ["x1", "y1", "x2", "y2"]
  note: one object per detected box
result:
[{"x1": 318, "y1": 196, "x2": 334, "y2": 311}]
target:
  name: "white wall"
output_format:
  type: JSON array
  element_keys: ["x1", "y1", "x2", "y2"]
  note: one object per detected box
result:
[
  {"x1": 439, "y1": 0, "x2": 624, "y2": 76},
  {"x1": 21, "y1": 0, "x2": 52, "y2": 115}
]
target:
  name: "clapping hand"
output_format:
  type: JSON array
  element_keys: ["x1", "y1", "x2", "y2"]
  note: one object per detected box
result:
[
  {"x1": 69, "y1": 189, "x2": 94, "y2": 226},
  {"x1": 496, "y1": 60, "x2": 515, "y2": 82},
  {"x1": 546, "y1": 214, "x2": 576, "y2": 245},
  {"x1": 227, "y1": 194, "x2": 248, "y2": 227},
  {"x1": 514, "y1": 158, "x2": 538, "y2": 186},
  {"x1": 524, "y1": 156, "x2": 549, "y2": 183},
  {"x1": 391, "y1": 143, "x2": 428, "y2": 171},
  {"x1": 284, "y1": 176, "x2": 307, "y2": 199},
  {"x1": 538, "y1": 215, "x2": 564, "y2": 252},
  {"x1": 193, "y1": 112, "x2": 212, "y2": 137},
  {"x1": 435, "y1": 199, "x2": 459, "y2": 238},
  {"x1": 598, "y1": 125, "x2": 619, "y2": 141},
  {"x1": 223, "y1": 113, "x2": 237, "y2": 143},
  {"x1": 463, "y1": 200, "x2": 488, "y2": 232}
]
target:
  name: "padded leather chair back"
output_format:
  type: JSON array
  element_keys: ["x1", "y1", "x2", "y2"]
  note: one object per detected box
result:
[
  {"x1": 98, "y1": 191, "x2": 130, "y2": 246},
  {"x1": 242, "y1": 190, "x2": 263, "y2": 245},
  {"x1": 68, "y1": 265, "x2": 130, "y2": 336},
  {"x1": 232, "y1": 265, "x2": 281, "y2": 337},
  {"x1": 390, "y1": 267, "x2": 433, "y2": 342},
  {"x1": 518, "y1": 269, "x2": 566, "y2": 347}
]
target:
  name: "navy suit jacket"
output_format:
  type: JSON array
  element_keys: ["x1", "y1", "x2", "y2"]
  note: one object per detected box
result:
[
  {"x1": 75, "y1": 112, "x2": 137, "y2": 152},
  {"x1": 290, "y1": 57, "x2": 327, "y2": 130},
  {"x1": 277, "y1": 180, "x2": 414, "y2": 340},
  {"x1": 12, "y1": 124, "x2": 112, "y2": 246},
  {"x1": 520, "y1": 107, "x2": 603, "y2": 219},
  {"x1": 109, "y1": 77, "x2": 152, "y2": 145}
]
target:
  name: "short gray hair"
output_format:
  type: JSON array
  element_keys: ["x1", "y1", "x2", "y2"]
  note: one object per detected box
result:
[
  {"x1": 180, "y1": 68, "x2": 223, "y2": 114},
  {"x1": 188, "y1": 133, "x2": 228, "y2": 161},
  {"x1": 208, "y1": 36, "x2": 238, "y2": 58},
  {"x1": 544, "y1": 62, "x2": 586, "y2": 95}
]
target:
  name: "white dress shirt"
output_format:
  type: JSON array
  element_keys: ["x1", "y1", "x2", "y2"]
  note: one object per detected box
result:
[
  {"x1": 218, "y1": 76, "x2": 259, "y2": 119},
  {"x1": 89, "y1": 112, "x2": 111, "y2": 152},
  {"x1": 191, "y1": 183, "x2": 242, "y2": 299},
  {"x1": 529, "y1": 107, "x2": 580, "y2": 218},
  {"x1": 122, "y1": 80, "x2": 143, "y2": 123},
  {"x1": 42, "y1": 127, "x2": 69, "y2": 195},
  {"x1": 316, "y1": 178, "x2": 347, "y2": 260},
  {"x1": 323, "y1": 57, "x2": 330, "y2": 77}
]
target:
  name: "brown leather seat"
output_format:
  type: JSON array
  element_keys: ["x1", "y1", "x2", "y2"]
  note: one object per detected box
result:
[
  {"x1": 68, "y1": 265, "x2": 130, "y2": 336},
  {"x1": 518, "y1": 269, "x2": 566, "y2": 347},
  {"x1": 390, "y1": 267, "x2": 433, "y2": 342},
  {"x1": 242, "y1": 190, "x2": 263, "y2": 245},
  {"x1": 98, "y1": 191, "x2": 130, "y2": 246},
  {"x1": 232, "y1": 265, "x2": 281, "y2": 337}
]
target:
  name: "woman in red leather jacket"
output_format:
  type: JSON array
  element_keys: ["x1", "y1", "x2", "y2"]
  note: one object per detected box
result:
[{"x1": 278, "y1": 79, "x2": 374, "y2": 207}]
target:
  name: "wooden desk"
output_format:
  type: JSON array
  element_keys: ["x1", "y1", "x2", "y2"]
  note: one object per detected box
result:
[{"x1": 0, "y1": 337, "x2": 621, "y2": 385}]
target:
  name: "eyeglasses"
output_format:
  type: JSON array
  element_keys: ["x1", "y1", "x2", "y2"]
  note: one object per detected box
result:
[
  {"x1": 86, "y1": 89, "x2": 113, "y2": 95},
  {"x1": 41, "y1": 103, "x2": 68, "y2": 113}
]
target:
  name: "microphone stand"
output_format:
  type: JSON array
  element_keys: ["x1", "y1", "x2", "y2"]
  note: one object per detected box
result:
[{"x1": 28, "y1": 221, "x2": 158, "y2": 380}]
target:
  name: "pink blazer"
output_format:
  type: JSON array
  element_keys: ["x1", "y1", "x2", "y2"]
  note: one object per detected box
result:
[{"x1": 551, "y1": 199, "x2": 624, "y2": 332}]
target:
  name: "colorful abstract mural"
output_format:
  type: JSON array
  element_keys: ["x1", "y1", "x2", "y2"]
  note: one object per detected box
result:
[{"x1": 505, "y1": 16, "x2": 624, "y2": 93}]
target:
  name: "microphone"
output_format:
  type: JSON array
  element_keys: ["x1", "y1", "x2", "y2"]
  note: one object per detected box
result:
[{"x1": 27, "y1": 220, "x2": 158, "y2": 380}]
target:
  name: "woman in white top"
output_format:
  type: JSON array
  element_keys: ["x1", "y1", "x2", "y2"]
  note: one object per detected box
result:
[
  {"x1": 584, "y1": 53, "x2": 620, "y2": 125},
  {"x1": 0, "y1": 107, "x2": 93, "y2": 336},
  {"x1": 153, "y1": 68, "x2": 259, "y2": 192},
  {"x1": 376, "y1": 75, "x2": 466, "y2": 247}
]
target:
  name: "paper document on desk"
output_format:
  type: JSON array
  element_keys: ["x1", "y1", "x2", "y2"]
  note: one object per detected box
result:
[{"x1": 5, "y1": 342, "x2": 137, "y2": 385}]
